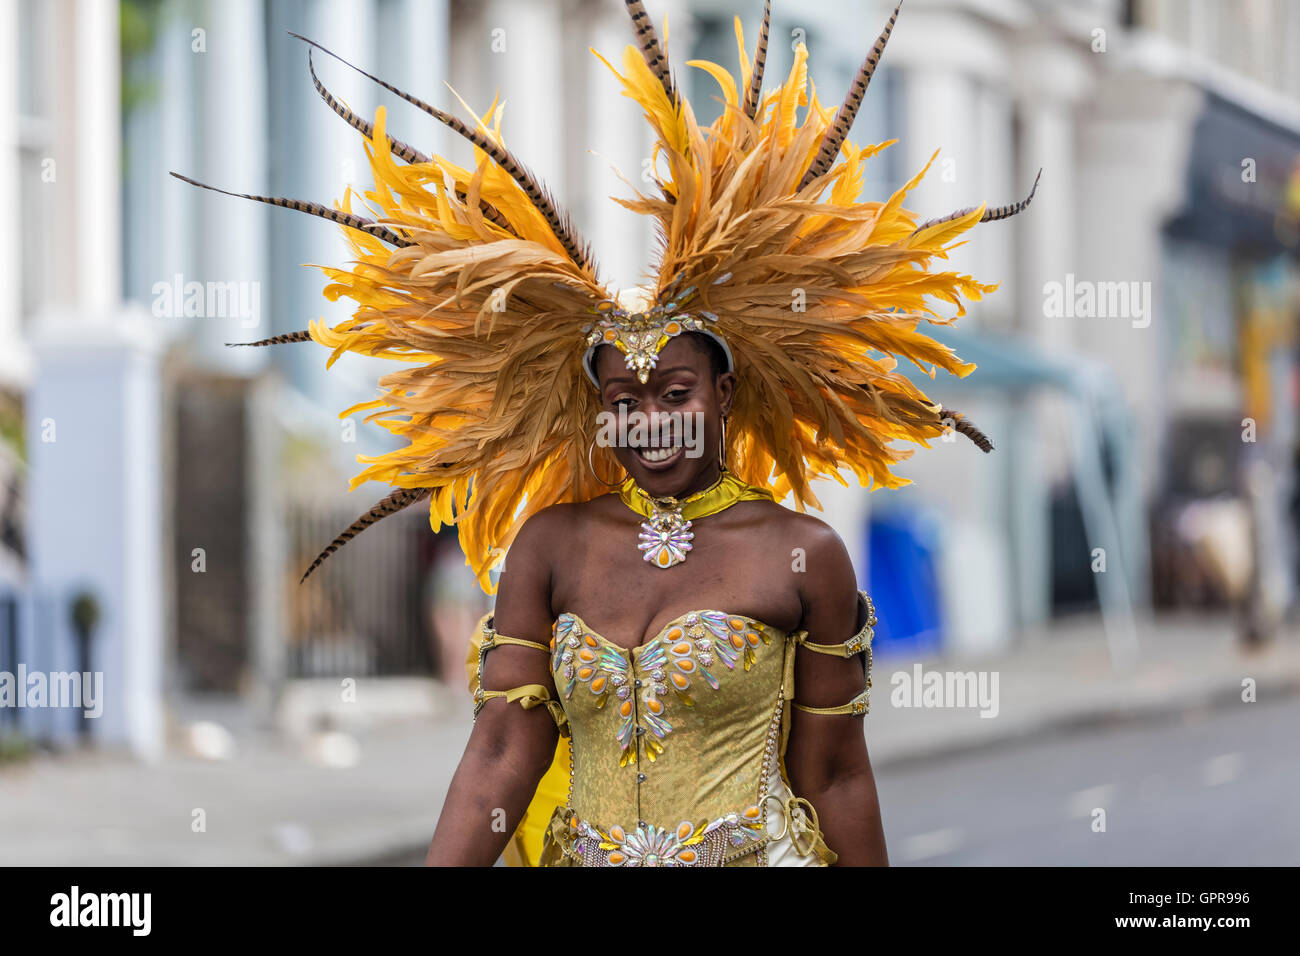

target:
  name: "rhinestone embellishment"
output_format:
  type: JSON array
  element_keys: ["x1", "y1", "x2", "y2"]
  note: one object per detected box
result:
[
  {"x1": 569, "y1": 806, "x2": 766, "y2": 867},
  {"x1": 551, "y1": 611, "x2": 772, "y2": 763},
  {"x1": 581, "y1": 273, "x2": 725, "y2": 384},
  {"x1": 638, "y1": 502, "x2": 693, "y2": 569}
]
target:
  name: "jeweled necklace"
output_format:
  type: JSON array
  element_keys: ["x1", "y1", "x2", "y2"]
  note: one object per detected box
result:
[{"x1": 617, "y1": 471, "x2": 774, "y2": 569}]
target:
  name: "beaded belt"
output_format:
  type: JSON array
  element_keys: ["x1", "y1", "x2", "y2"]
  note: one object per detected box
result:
[{"x1": 542, "y1": 796, "x2": 831, "y2": 867}]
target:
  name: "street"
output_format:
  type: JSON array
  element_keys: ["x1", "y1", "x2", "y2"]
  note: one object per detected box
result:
[
  {"x1": 880, "y1": 694, "x2": 1300, "y2": 866},
  {"x1": 386, "y1": 694, "x2": 1300, "y2": 866}
]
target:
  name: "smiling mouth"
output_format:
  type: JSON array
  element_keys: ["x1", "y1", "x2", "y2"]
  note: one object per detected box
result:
[{"x1": 630, "y1": 438, "x2": 684, "y2": 464}]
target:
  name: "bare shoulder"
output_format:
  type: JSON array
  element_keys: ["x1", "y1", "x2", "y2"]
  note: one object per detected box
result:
[
  {"x1": 512, "y1": 499, "x2": 580, "y2": 544},
  {"x1": 755, "y1": 504, "x2": 859, "y2": 619},
  {"x1": 496, "y1": 499, "x2": 608, "y2": 634},
  {"x1": 743, "y1": 500, "x2": 851, "y2": 561},
  {"x1": 505, "y1": 495, "x2": 613, "y2": 566}
]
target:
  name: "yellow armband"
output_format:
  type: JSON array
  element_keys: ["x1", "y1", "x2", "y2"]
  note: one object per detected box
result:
[
  {"x1": 791, "y1": 591, "x2": 875, "y2": 716},
  {"x1": 466, "y1": 614, "x2": 569, "y2": 735}
]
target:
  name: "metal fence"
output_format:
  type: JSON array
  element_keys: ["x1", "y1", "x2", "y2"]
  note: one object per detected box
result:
[{"x1": 285, "y1": 501, "x2": 437, "y2": 679}]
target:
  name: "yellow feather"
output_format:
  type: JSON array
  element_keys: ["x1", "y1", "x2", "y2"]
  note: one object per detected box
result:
[
  {"x1": 734, "y1": 16, "x2": 752, "y2": 91},
  {"x1": 288, "y1": 26, "x2": 1008, "y2": 594}
]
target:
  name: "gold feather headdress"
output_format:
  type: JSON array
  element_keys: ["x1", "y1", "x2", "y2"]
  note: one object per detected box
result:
[{"x1": 173, "y1": 0, "x2": 1037, "y2": 593}]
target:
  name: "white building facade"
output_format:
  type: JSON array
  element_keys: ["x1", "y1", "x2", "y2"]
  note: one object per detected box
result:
[{"x1": 5, "y1": 0, "x2": 1299, "y2": 754}]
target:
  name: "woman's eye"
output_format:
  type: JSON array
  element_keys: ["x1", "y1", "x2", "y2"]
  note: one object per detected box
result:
[
  {"x1": 613, "y1": 397, "x2": 635, "y2": 407},
  {"x1": 664, "y1": 389, "x2": 688, "y2": 401}
]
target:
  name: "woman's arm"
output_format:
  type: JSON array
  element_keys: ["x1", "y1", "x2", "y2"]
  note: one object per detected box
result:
[
  {"x1": 425, "y1": 511, "x2": 562, "y2": 866},
  {"x1": 783, "y1": 522, "x2": 889, "y2": 867}
]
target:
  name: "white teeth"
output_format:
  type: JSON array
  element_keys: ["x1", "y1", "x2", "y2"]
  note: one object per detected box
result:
[{"x1": 639, "y1": 446, "x2": 678, "y2": 463}]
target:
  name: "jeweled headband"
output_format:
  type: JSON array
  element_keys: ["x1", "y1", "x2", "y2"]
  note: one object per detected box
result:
[{"x1": 581, "y1": 275, "x2": 735, "y2": 387}]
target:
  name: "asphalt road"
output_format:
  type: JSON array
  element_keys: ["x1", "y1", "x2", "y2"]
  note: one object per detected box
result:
[
  {"x1": 384, "y1": 695, "x2": 1300, "y2": 866},
  {"x1": 880, "y1": 694, "x2": 1300, "y2": 866}
]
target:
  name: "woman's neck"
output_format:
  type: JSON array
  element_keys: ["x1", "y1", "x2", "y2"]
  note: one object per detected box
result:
[{"x1": 646, "y1": 462, "x2": 724, "y2": 501}]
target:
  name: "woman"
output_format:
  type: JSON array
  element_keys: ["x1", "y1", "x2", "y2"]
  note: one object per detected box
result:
[
  {"x1": 176, "y1": 0, "x2": 1032, "y2": 867},
  {"x1": 429, "y1": 324, "x2": 885, "y2": 866}
]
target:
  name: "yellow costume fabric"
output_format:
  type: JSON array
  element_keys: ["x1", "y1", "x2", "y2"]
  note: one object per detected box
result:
[
  {"x1": 615, "y1": 471, "x2": 774, "y2": 520},
  {"x1": 467, "y1": 592, "x2": 875, "y2": 867}
]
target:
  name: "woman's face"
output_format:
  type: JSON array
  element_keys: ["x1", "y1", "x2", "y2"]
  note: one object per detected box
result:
[{"x1": 594, "y1": 335, "x2": 735, "y2": 499}]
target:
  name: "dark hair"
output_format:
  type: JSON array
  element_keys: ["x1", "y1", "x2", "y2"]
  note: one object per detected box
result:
[{"x1": 684, "y1": 331, "x2": 729, "y2": 379}]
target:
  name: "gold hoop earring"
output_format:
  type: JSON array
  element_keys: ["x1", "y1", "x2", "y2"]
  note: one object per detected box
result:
[
  {"x1": 587, "y1": 437, "x2": 627, "y2": 487},
  {"x1": 719, "y1": 415, "x2": 729, "y2": 473}
]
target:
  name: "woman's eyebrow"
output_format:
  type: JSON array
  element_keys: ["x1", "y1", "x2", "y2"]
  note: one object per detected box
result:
[{"x1": 603, "y1": 365, "x2": 698, "y2": 389}]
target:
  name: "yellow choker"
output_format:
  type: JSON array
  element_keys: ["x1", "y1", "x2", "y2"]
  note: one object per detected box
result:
[{"x1": 617, "y1": 471, "x2": 774, "y2": 568}]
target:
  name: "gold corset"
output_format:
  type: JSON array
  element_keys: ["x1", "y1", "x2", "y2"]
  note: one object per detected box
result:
[
  {"x1": 467, "y1": 594, "x2": 875, "y2": 867},
  {"x1": 548, "y1": 610, "x2": 807, "y2": 866}
]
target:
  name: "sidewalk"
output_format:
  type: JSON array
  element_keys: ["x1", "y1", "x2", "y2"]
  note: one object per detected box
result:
[{"x1": 1, "y1": 613, "x2": 1297, "y2": 865}]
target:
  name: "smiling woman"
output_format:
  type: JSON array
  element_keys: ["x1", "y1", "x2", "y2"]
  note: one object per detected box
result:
[
  {"x1": 589, "y1": 332, "x2": 726, "y2": 471},
  {"x1": 594, "y1": 334, "x2": 731, "y2": 493},
  {"x1": 179, "y1": 0, "x2": 1031, "y2": 868}
]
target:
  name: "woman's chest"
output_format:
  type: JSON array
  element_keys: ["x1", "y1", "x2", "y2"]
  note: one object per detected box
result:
[
  {"x1": 550, "y1": 518, "x2": 804, "y2": 645},
  {"x1": 550, "y1": 609, "x2": 793, "y2": 762}
]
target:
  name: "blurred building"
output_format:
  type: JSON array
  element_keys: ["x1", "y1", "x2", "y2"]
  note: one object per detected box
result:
[
  {"x1": 1117, "y1": 0, "x2": 1300, "y2": 647},
  {"x1": 2, "y1": 0, "x2": 1299, "y2": 756}
]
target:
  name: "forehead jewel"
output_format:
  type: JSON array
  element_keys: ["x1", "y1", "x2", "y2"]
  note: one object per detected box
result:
[{"x1": 581, "y1": 274, "x2": 734, "y2": 386}]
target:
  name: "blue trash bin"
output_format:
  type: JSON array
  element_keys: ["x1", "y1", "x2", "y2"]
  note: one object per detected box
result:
[{"x1": 865, "y1": 509, "x2": 943, "y2": 658}]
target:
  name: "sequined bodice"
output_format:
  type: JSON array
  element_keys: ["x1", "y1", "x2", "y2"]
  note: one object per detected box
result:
[{"x1": 548, "y1": 608, "x2": 799, "y2": 864}]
